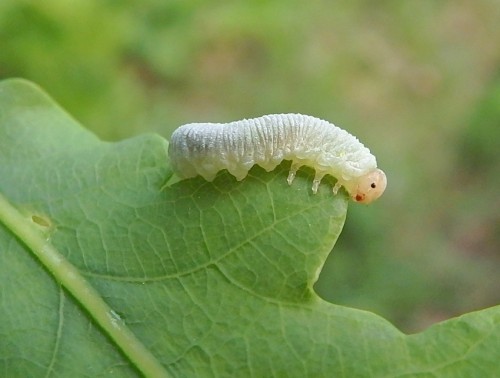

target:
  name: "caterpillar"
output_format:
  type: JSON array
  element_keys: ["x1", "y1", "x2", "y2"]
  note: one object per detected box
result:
[{"x1": 168, "y1": 113, "x2": 387, "y2": 204}]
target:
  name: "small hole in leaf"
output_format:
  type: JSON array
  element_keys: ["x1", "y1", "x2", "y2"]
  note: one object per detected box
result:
[{"x1": 32, "y1": 215, "x2": 51, "y2": 228}]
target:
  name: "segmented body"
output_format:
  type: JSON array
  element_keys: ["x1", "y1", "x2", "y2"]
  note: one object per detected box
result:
[{"x1": 168, "y1": 113, "x2": 386, "y2": 203}]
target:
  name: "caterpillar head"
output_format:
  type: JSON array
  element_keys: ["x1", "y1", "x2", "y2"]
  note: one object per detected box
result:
[{"x1": 352, "y1": 169, "x2": 387, "y2": 204}]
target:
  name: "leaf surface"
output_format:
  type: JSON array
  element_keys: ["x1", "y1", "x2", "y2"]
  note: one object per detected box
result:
[{"x1": 0, "y1": 79, "x2": 498, "y2": 377}]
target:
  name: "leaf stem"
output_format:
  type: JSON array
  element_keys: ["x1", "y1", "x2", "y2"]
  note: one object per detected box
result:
[{"x1": 0, "y1": 193, "x2": 171, "y2": 378}]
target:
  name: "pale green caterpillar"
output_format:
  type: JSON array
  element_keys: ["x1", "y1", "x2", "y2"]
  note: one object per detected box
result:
[{"x1": 169, "y1": 113, "x2": 387, "y2": 204}]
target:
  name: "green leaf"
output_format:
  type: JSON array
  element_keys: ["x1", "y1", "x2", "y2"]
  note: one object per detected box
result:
[{"x1": 1, "y1": 79, "x2": 498, "y2": 377}]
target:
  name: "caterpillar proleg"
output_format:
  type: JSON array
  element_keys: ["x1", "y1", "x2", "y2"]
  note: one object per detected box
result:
[{"x1": 168, "y1": 113, "x2": 386, "y2": 204}]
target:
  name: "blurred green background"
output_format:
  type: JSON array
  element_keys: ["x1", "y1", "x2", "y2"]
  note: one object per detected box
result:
[{"x1": 1, "y1": 0, "x2": 498, "y2": 333}]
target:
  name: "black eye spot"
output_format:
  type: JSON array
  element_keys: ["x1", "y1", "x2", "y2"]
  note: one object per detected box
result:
[{"x1": 371, "y1": 183, "x2": 376, "y2": 188}]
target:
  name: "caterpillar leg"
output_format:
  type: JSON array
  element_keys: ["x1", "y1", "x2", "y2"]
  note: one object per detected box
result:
[
  {"x1": 312, "y1": 173, "x2": 325, "y2": 194},
  {"x1": 332, "y1": 182, "x2": 342, "y2": 195},
  {"x1": 287, "y1": 162, "x2": 302, "y2": 185}
]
